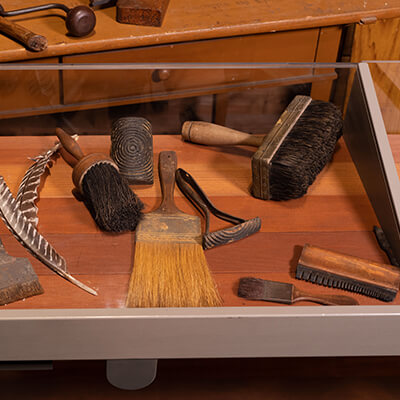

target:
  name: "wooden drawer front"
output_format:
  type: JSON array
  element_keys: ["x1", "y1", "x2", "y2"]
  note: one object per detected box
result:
[
  {"x1": 0, "y1": 58, "x2": 60, "y2": 116},
  {"x1": 62, "y1": 29, "x2": 319, "y2": 105}
]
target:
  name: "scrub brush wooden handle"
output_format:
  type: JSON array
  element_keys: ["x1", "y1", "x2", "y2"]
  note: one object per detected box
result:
[{"x1": 182, "y1": 121, "x2": 263, "y2": 146}]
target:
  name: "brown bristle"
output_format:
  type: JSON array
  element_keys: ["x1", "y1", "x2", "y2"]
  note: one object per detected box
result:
[
  {"x1": 238, "y1": 277, "x2": 266, "y2": 299},
  {"x1": 126, "y1": 242, "x2": 222, "y2": 308}
]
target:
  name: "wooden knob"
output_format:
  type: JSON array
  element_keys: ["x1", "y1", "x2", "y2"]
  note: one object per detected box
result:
[
  {"x1": 66, "y1": 6, "x2": 96, "y2": 37},
  {"x1": 152, "y1": 69, "x2": 171, "y2": 82}
]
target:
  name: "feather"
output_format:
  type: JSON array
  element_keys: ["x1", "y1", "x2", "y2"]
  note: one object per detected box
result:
[
  {"x1": 0, "y1": 176, "x2": 97, "y2": 296},
  {"x1": 16, "y1": 136, "x2": 78, "y2": 226}
]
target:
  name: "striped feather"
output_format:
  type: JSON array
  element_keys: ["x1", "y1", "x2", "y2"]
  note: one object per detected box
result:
[
  {"x1": 0, "y1": 176, "x2": 97, "y2": 296},
  {"x1": 16, "y1": 142, "x2": 62, "y2": 226}
]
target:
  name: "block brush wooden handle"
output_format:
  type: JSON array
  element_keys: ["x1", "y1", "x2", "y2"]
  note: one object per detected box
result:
[
  {"x1": 0, "y1": 15, "x2": 47, "y2": 51},
  {"x1": 182, "y1": 121, "x2": 263, "y2": 147}
]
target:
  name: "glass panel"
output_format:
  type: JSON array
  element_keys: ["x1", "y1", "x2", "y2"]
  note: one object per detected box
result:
[{"x1": 2, "y1": 62, "x2": 399, "y2": 312}]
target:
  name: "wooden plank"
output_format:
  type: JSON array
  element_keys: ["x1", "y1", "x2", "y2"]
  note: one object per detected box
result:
[{"x1": 0, "y1": 0, "x2": 399, "y2": 62}]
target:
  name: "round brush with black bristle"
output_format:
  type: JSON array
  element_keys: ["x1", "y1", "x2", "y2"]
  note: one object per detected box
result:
[{"x1": 56, "y1": 128, "x2": 143, "y2": 232}]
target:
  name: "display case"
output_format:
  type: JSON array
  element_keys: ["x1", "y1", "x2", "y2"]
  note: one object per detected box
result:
[{"x1": 0, "y1": 62, "x2": 399, "y2": 389}]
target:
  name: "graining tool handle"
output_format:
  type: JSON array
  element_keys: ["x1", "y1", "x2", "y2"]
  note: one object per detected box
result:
[
  {"x1": 292, "y1": 287, "x2": 359, "y2": 305},
  {"x1": 158, "y1": 151, "x2": 180, "y2": 214},
  {"x1": 175, "y1": 168, "x2": 261, "y2": 249},
  {"x1": 0, "y1": 15, "x2": 47, "y2": 51},
  {"x1": 181, "y1": 121, "x2": 263, "y2": 147}
]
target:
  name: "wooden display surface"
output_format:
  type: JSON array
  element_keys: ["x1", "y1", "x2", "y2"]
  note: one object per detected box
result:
[
  {"x1": 0, "y1": 0, "x2": 399, "y2": 62},
  {"x1": 0, "y1": 133, "x2": 397, "y2": 310}
]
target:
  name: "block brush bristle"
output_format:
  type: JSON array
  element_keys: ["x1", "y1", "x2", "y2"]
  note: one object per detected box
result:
[{"x1": 267, "y1": 99, "x2": 343, "y2": 200}]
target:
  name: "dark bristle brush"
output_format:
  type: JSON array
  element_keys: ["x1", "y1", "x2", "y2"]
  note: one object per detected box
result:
[
  {"x1": 182, "y1": 95, "x2": 343, "y2": 200},
  {"x1": 56, "y1": 128, "x2": 143, "y2": 232},
  {"x1": 238, "y1": 277, "x2": 359, "y2": 306}
]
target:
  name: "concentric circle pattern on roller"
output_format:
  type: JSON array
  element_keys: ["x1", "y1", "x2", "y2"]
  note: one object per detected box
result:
[{"x1": 111, "y1": 117, "x2": 153, "y2": 185}]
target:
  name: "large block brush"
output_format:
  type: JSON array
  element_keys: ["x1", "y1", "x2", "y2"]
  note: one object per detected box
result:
[
  {"x1": 126, "y1": 151, "x2": 222, "y2": 308},
  {"x1": 56, "y1": 128, "x2": 143, "y2": 232},
  {"x1": 296, "y1": 244, "x2": 400, "y2": 302},
  {"x1": 181, "y1": 95, "x2": 343, "y2": 200}
]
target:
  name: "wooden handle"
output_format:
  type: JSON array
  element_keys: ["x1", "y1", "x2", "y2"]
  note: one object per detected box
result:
[
  {"x1": 157, "y1": 151, "x2": 180, "y2": 214},
  {"x1": 56, "y1": 128, "x2": 85, "y2": 161},
  {"x1": 299, "y1": 243, "x2": 400, "y2": 289},
  {"x1": 293, "y1": 288, "x2": 359, "y2": 305},
  {"x1": 0, "y1": 16, "x2": 47, "y2": 51},
  {"x1": 181, "y1": 121, "x2": 263, "y2": 147}
]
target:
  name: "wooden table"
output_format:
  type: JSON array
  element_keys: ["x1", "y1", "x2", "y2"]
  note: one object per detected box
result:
[{"x1": 0, "y1": 0, "x2": 399, "y2": 120}]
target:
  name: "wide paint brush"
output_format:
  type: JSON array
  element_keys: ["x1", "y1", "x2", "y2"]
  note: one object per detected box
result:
[{"x1": 126, "y1": 151, "x2": 222, "y2": 308}]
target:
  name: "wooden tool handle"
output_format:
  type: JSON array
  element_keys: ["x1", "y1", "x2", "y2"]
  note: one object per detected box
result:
[
  {"x1": 56, "y1": 128, "x2": 85, "y2": 161},
  {"x1": 0, "y1": 16, "x2": 47, "y2": 51},
  {"x1": 181, "y1": 121, "x2": 263, "y2": 147},
  {"x1": 158, "y1": 151, "x2": 180, "y2": 214},
  {"x1": 299, "y1": 243, "x2": 400, "y2": 287},
  {"x1": 293, "y1": 288, "x2": 359, "y2": 305}
]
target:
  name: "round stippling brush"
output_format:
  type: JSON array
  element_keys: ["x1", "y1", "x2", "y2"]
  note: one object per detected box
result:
[{"x1": 56, "y1": 128, "x2": 144, "y2": 232}]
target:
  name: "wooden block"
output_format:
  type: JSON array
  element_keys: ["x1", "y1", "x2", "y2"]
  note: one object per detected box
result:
[{"x1": 116, "y1": 0, "x2": 170, "y2": 27}]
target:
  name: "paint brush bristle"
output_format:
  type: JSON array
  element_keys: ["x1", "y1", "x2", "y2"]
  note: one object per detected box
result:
[{"x1": 238, "y1": 277, "x2": 266, "y2": 300}]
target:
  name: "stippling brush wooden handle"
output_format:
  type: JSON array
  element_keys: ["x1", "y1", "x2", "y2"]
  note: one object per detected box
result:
[
  {"x1": 56, "y1": 127, "x2": 117, "y2": 193},
  {"x1": 0, "y1": 15, "x2": 47, "y2": 51},
  {"x1": 292, "y1": 287, "x2": 359, "y2": 305},
  {"x1": 181, "y1": 121, "x2": 263, "y2": 147}
]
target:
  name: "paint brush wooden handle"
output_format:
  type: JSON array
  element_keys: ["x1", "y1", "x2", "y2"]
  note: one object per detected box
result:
[
  {"x1": 0, "y1": 15, "x2": 47, "y2": 51},
  {"x1": 292, "y1": 288, "x2": 359, "y2": 305},
  {"x1": 158, "y1": 151, "x2": 180, "y2": 214},
  {"x1": 181, "y1": 121, "x2": 263, "y2": 147}
]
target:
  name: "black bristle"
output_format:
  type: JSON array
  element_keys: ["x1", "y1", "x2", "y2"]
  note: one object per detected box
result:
[
  {"x1": 296, "y1": 264, "x2": 396, "y2": 302},
  {"x1": 269, "y1": 100, "x2": 343, "y2": 200},
  {"x1": 81, "y1": 163, "x2": 144, "y2": 232}
]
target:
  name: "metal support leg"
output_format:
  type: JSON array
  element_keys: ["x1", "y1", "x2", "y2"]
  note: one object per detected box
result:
[{"x1": 106, "y1": 359, "x2": 158, "y2": 390}]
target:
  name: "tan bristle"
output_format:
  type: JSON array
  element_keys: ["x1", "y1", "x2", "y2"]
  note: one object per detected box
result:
[{"x1": 126, "y1": 241, "x2": 222, "y2": 308}]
